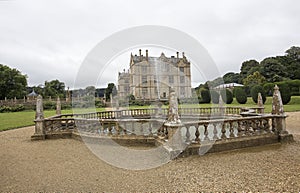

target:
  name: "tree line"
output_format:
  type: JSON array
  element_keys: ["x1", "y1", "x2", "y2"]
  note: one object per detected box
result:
[{"x1": 196, "y1": 46, "x2": 300, "y2": 105}]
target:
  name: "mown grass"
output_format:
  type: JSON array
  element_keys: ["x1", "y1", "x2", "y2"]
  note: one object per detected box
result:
[{"x1": 0, "y1": 96, "x2": 299, "y2": 131}]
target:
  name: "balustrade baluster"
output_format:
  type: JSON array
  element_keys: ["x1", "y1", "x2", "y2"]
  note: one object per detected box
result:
[
  {"x1": 221, "y1": 123, "x2": 226, "y2": 139},
  {"x1": 204, "y1": 124, "x2": 209, "y2": 140},
  {"x1": 237, "y1": 121, "x2": 243, "y2": 137},
  {"x1": 229, "y1": 122, "x2": 235, "y2": 138},
  {"x1": 195, "y1": 125, "x2": 200, "y2": 142},
  {"x1": 185, "y1": 126, "x2": 191, "y2": 142},
  {"x1": 271, "y1": 118, "x2": 276, "y2": 133},
  {"x1": 213, "y1": 123, "x2": 218, "y2": 140},
  {"x1": 263, "y1": 118, "x2": 270, "y2": 133},
  {"x1": 245, "y1": 120, "x2": 250, "y2": 136}
]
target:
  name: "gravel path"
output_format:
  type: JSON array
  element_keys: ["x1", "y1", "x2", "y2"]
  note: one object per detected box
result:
[{"x1": 1, "y1": 112, "x2": 300, "y2": 192}]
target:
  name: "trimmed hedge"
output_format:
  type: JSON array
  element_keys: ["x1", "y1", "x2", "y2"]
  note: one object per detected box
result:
[
  {"x1": 200, "y1": 89, "x2": 211, "y2": 103},
  {"x1": 250, "y1": 85, "x2": 266, "y2": 104},
  {"x1": 277, "y1": 83, "x2": 291, "y2": 104},
  {"x1": 235, "y1": 87, "x2": 247, "y2": 104},
  {"x1": 220, "y1": 89, "x2": 233, "y2": 104}
]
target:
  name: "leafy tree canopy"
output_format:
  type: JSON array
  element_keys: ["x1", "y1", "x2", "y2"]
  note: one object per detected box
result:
[
  {"x1": 105, "y1": 83, "x2": 117, "y2": 101},
  {"x1": 44, "y1": 79, "x2": 65, "y2": 98},
  {"x1": 0, "y1": 64, "x2": 27, "y2": 99},
  {"x1": 260, "y1": 57, "x2": 287, "y2": 82},
  {"x1": 223, "y1": 72, "x2": 240, "y2": 84},
  {"x1": 243, "y1": 71, "x2": 266, "y2": 87}
]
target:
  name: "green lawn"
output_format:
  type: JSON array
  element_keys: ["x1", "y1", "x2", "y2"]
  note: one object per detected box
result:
[{"x1": 0, "y1": 96, "x2": 299, "y2": 131}]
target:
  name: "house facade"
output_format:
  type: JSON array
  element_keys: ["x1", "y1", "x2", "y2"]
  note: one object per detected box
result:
[{"x1": 118, "y1": 49, "x2": 192, "y2": 101}]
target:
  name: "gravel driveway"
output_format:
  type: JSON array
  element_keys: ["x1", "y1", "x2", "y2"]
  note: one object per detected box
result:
[{"x1": 1, "y1": 112, "x2": 299, "y2": 192}]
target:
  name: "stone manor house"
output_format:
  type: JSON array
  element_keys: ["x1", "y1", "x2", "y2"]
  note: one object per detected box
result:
[{"x1": 118, "y1": 49, "x2": 192, "y2": 101}]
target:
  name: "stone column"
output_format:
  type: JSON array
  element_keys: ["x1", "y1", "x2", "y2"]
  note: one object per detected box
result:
[
  {"x1": 31, "y1": 95, "x2": 45, "y2": 140},
  {"x1": 56, "y1": 96, "x2": 61, "y2": 115},
  {"x1": 257, "y1": 92, "x2": 264, "y2": 114}
]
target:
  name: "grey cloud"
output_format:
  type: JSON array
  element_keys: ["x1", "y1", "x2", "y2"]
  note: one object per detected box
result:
[{"x1": 0, "y1": 0, "x2": 299, "y2": 88}]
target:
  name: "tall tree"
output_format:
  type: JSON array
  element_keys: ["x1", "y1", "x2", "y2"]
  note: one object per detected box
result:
[
  {"x1": 243, "y1": 71, "x2": 266, "y2": 87},
  {"x1": 285, "y1": 46, "x2": 300, "y2": 60},
  {"x1": 284, "y1": 46, "x2": 300, "y2": 79},
  {"x1": 105, "y1": 83, "x2": 117, "y2": 101},
  {"x1": 44, "y1": 79, "x2": 65, "y2": 98},
  {"x1": 223, "y1": 72, "x2": 240, "y2": 83},
  {"x1": 239, "y1": 59, "x2": 260, "y2": 82},
  {"x1": 260, "y1": 57, "x2": 287, "y2": 82},
  {"x1": 0, "y1": 64, "x2": 27, "y2": 99}
]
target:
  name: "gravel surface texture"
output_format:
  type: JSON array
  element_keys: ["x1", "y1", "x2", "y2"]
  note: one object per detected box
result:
[{"x1": 0, "y1": 112, "x2": 299, "y2": 192}]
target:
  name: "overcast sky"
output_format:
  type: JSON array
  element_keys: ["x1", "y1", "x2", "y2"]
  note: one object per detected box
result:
[{"x1": 0, "y1": 0, "x2": 299, "y2": 89}]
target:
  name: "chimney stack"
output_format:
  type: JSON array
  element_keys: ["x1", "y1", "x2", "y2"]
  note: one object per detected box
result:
[
  {"x1": 182, "y1": 52, "x2": 185, "y2": 58},
  {"x1": 139, "y1": 49, "x2": 142, "y2": 57},
  {"x1": 146, "y1": 50, "x2": 148, "y2": 61},
  {"x1": 176, "y1": 52, "x2": 179, "y2": 58}
]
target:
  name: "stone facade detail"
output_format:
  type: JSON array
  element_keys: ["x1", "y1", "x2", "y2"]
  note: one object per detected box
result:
[{"x1": 118, "y1": 49, "x2": 192, "y2": 101}]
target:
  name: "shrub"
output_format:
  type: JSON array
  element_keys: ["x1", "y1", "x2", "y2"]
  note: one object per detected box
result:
[
  {"x1": 250, "y1": 85, "x2": 266, "y2": 104},
  {"x1": 11, "y1": 104, "x2": 25, "y2": 112},
  {"x1": 0, "y1": 104, "x2": 25, "y2": 113},
  {"x1": 210, "y1": 90, "x2": 219, "y2": 104},
  {"x1": 200, "y1": 89, "x2": 211, "y2": 103},
  {"x1": 43, "y1": 101, "x2": 56, "y2": 110},
  {"x1": 263, "y1": 82, "x2": 275, "y2": 96},
  {"x1": 277, "y1": 83, "x2": 291, "y2": 104},
  {"x1": 0, "y1": 106, "x2": 11, "y2": 113},
  {"x1": 220, "y1": 89, "x2": 233, "y2": 104},
  {"x1": 285, "y1": 79, "x2": 300, "y2": 96},
  {"x1": 235, "y1": 87, "x2": 247, "y2": 104}
]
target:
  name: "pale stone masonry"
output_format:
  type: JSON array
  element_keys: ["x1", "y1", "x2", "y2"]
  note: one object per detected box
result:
[{"x1": 118, "y1": 49, "x2": 192, "y2": 101}]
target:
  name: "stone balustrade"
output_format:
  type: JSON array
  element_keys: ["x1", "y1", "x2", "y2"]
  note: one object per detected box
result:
[{"x1": 32, "y1": 85, "x2": 294, "y2": 156}]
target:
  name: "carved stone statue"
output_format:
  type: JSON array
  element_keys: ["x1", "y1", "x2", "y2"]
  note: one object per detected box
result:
[
  {"x1": 272, "y1": 85, "x2": 284, "y2": 115},
  {"x1": 257, "y1": 92, "x2": 264, "y2": 114},
  {"x1": 167, "y1": 88, "x2": 180, "y2": 124}
]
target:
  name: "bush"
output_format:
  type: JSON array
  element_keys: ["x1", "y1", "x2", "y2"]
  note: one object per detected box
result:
[
  {"x1": 250, "y1": 85, "x2": 266, "y2": 104},
  {"x1": 235, "y1": 87, "x2": 247, "y2": 104},
  {"x1": 220, "y1": 89, "x2": 233, "y2": 104},
  {"x1": 263, "y1": 82, "x2": 275, "y2": 96},
  {"x1": 210, "y1": 90, "x2": 220, "y2": 104},
  {"x1": 0, "y1": 104, "x2": 25, "y2": 113},
  {"x1": 200, "y1": 89, "x2": 211, "y2": 103},
  {"x1": 11, "y1": 104, "x2": 25, "y2": 112},
  {"x1": 0, "y1": 106, "x2": 11, "y2": 113},
  {"x1": 43, "y1": 101, "x2": 56, "y2": 110},
  {"x1": 285, "y1": 79, "x2": 300, "y2": 96},
  {"x1": 277, "y1": 83, "x2": 291, "y2": 104}
]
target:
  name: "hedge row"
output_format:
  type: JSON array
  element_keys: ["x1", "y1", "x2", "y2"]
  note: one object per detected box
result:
[{"x1": 0, "y1": 104, "x2": 25, "y2": 113}]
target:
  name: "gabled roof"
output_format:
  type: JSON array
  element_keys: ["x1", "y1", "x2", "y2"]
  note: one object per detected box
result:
[{"x1": 28, "y1": 89, "x2": 38, "y2": 96}]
